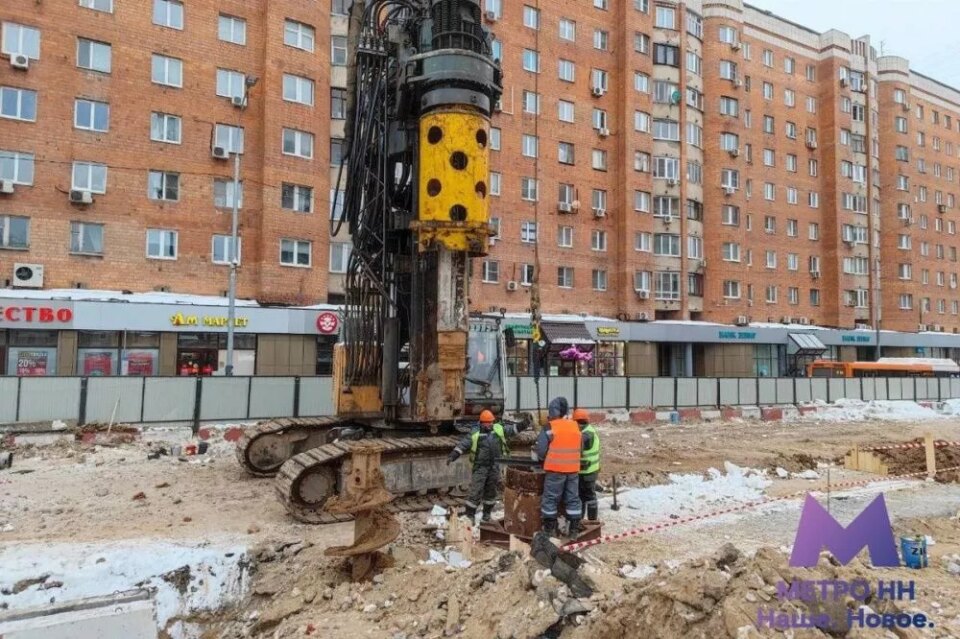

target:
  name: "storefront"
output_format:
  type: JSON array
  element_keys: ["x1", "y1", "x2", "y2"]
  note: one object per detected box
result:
[{"x1": 0, "y1": 291, "x2": 341, "y2": 376}]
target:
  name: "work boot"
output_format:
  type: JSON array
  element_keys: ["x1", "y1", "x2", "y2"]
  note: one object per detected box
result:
[
  {"x1": 586, "y1": 504, "x2": 599, "y2": 522},
  {"x1": 463, "y1": 505, "x2": 477, "y2": 520},
  {"x1": 481, "y1": 504, "x2": 494, "y2": 522},
  {"x1": 541, "y1": 517, "x2": 559, "y2": 537},
  {"x1": 567, "y1": 518, "x2": 582, "y2": 539}
]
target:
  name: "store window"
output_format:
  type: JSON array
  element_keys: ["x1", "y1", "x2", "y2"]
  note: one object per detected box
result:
[
  {"x1": 122, "y1": 332, "x2": 161, "y2": 375},
  {"x1": 507, "y1": 338, "x2": 531, "y2": 375},
  {"x1": 590, "y1": 342, "x2": 624, "y2": 375},
  {"x1": 77, "y1": 331, "x2": 120, "y2": 375},
  {"x1": 7, "y1": 330, "x2": 58, "y2": 376},
  {"x1": 316, "y1": 335, "x2": 337, "y2": 375},
  {"x1": 177, "y1": 333, "x2": 256, "y2": 376},
  {"x1": 753, "y1": 344, "x2": 782, "y2": 377}
]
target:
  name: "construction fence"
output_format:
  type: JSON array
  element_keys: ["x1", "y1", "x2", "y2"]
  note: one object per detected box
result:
[{"x1": 1, "y1": 375, "x2": 959, "y2": 428}]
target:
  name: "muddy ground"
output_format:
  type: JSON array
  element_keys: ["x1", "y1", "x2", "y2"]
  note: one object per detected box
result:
[{"x1": 3, "y1": 414, "x2": 960, "y2": 638}]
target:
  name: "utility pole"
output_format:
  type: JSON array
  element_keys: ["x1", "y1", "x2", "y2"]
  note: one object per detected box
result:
[{"x1": 225, "y1": 76, "x2": 258, "y2": 376}]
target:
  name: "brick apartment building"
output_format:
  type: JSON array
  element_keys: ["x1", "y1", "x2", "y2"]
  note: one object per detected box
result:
[{"x1": 2, "y1": 0, "x2": 960, "y2": 334}]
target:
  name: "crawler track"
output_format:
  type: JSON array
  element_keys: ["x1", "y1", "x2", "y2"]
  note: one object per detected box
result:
[{"x1": 235, "y1": 418, "x2": 344, "y2": 477}]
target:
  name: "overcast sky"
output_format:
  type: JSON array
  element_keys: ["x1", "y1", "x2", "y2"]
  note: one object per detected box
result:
[{"x1": 746, "y1": 0, "x2": 960, "y2": 88}]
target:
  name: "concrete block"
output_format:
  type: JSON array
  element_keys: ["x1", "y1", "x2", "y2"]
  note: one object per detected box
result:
[
  {"x1": 629, "y1": 409, "x2": 656, "y2": 424},
  {"x1": 740, "y1": 406, "x2": 761, "y2": 420},
  {"x1": 760, "y1": 407, "x2": 784, "y2": 421},
  {"x1": 700, "y1": 409, "x2": 722, "y2": 421},
  {"x1": 720, "y1": 407, "x2": 742, "y2": 421},
  {"x1": 677, "y1": 408, "x2": 701, "y2": 422}
]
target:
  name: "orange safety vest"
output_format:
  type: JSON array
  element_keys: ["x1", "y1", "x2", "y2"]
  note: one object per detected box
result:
[{"x1": 544, "y1": 418, "x2": 582, "y2": 473}]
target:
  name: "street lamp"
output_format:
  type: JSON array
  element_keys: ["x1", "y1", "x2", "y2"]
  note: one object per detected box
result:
[{"x1": 225, "y1": 75, "x2": 258, "y2": 376}]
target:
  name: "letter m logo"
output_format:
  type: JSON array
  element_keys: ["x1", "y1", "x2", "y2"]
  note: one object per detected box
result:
[{"x1": 789, "y1": 494, "x2": 899, "y2": 567}]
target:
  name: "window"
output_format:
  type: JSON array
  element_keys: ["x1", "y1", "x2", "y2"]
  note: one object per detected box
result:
[
  {"x1": 785, "y1": 154, "x2": 798, "y2": 173},
  {"x1": 722, "y1": 205, "x2": 739, "y2": 226},
  {"x1": 328, "y1": 242, "x2": 351, "y2": 274},
  {"x1": 72, "y1": 99, "x2": 109, "y2": 133},
  {"x1": 634, "y1": 190, "x2": 650, "y2": 212},
  {"x1": 635, "y1": 232, "x2": 652, "y2": 252},
  {"x1": 148, "y1": 170, "x2": 179, "y2": 201},
  {"x1": 523, "y1": 49, "x2": 540, "y2": 72},
  {"x1": 2, "y1": 22, "x2": 41, "y2": 59},
  {"x1": 70, "y1": 221, "x2": 103, "y2": 255},
  {"x1": 0, "y1": 150, "x2": 33, "y2": 185},
  {"x1": 718, "y1": 26, "x2": 737, "y2": 43},
  {"x1": 79, "y1": 0, "x2": 113, "y2": 12},
  {"x1": 634, "y1": 111, "x2": 651, "y2": 132},
  {"x1": 213, "y1": 178, "x2": 242, "y2": 208},
  {"x1": 329, "y1": 138, "x2": 345, "y2": 165},
  {"x1": 653, "y1": 119, "x2": 679, "y2": 141},
  {"x1": 521, "y1": 222, "x2": 538, "y2": 243},
  {"x1": 636, "y1": 0, "x2": 649, "y2": 11},
  {"x1": 146, "y1": 229, "x2": 177, "y2": 260},
  {"x1": 634, "y1": 151, "x2": 650, "y2": 172},
  {"x1": 762, "y1": 49, "x2": 773, "y2": 67},
  {"x1": 721, "y1": 168, "x2": 739, "y2": 189},
  {"x1": 149, "y1": 112, "x2": 181, "y2": 144},
  {"x1": 523, "y1": 91, "x2": 540, "y2": 114},
  {"x1": 634, "y1": 32, "x2": 650, "y2": 54},
  {"x1": 594, "y1": 0, "x2": 608, "y2": 9},
  {"x1": 686, "y1": 51, "x2": 702, "y2": 75},
  {"x1": 766, "y1": 285, "x2": 778, "y2": 304},
  {"x1": 523, "y1": 5, "x2": 540, "y2": 29},
  {"x1": 490, "y1": 172, "x2": 501, "y2": 196},
  {"x1": 522, "y1": 134, "x2": 538, "y2": 158},
  {"x1": 591, "y1": 69, "x2": 608, "y2": 92},
  {"x1": 559, "y1": 19, "x2": 576, "y2": 41},
  {"x1": 557, "y1": 267, "x2": 573, "y2": 288},
  {"x1": 762, "y1": 82, "x2": 773, "y2": 100},
  {"x1": 0, "y1": 215, "x2": 29, "y2": 249},
  {"x1": 521, "y1": 177, "x2": 538, "y2": 201},
  {"x1": 655, "y1": 272, "x2": 680, "y2": 300},
  {"x1": 558, "y1": 226, "x2": 573, "y2": 248},
  {"x1": 558, "y1": 142, "x2": 574, "y2": 165},
  {"x1": 898, "y1": 234, "x2": 911, "y2": 250},
  {"x1": 592, "y1": 270, "x2": 607, "y2": 291},
  {"x1": 634, "y1": 270, "x2": 651, "y2": 292},
  {"x1": 283, "y1": 74, "x2": 314, "y2": 106},
  {"x1": 897, "y1": 263, "x2": 913, "y2": 280},
  {"x1": 282, "y1": 128, "x2": 314, "y2": 159},
  {"x1": 784, "y1": 57, "x2": 795, "y2": 74},
  {"x1": 151, "y1": 54, "x2": 182, "y2": 87},
  {"x1": 216, "y1": 69, "x2": 245, "y2": 99},
  {"x1": 687, "y1": 161, "x2": 702, "y2": 184},
  {"x1": 654, "y1": 233, "x2": 680, "y2": 256},
  {"x1": 280, "y1": 239, "x2": 312, "y2": 267},
  {"x1": 723, "y1": 280, "x2": 740, "y2": 299},
  {"x1": 482, "y1": 260, "x2": 499, "y2": 283},
  {"x1": 153, "y1": 0, "x2": 183, "y2": 29},
  {"x1": 786, "y1": 188, "x2": 798, "y2": 205},
  {"x1": 784, "y1": 89, "x2": 795, "y2": 107},
  {"x1": 655, "y1": 5, "x2": 676, "y2": 28},
  {"x1": 211, "y1": 235, "x2": 241, "y2": 265},
  {"x1": 899, "y1": 294, "x2": 913, "y2": 310},
  {"x1": 653, "y1": 81, "x2": 678, "y2": 103},
  {"x1": 72, "y1": 161, "x2": 106, "y2": 193},
  {"x1": 558, "y1": 59, "x2": 575, "y2": 82},
  {"x1": 762, "y1": 148, "x2": 775, "y2": 167},
  {"x1": 719, "y1": 132, "x2": 739, "y2": 151},
  {"x1": 218, "y1": 15, "x2": 246, "y2": 45},
  {"x1": 654, "y1": 43, "x2": 679, "y2": 66},
  {"x1": 77, "y1": 38, "x2": 111, "y2": 73},
  {"x1": 686, "y1": 123, "x2": 703, "y2": 147},
  {"x1": 214, "y1": 123, "x2": 244, "y2": 153},
  {"x1": 764, "y1": 183, "x2": 775, "y2": 201},
  {"x1": 720, "y1": 96, "x2": 738, "y2": 116},
  {"x1": 592, "y1": 189, "x2": 607, "y2": 211},
  {"x1": 490, "y1": 127, "x2": 500, "y2": 151},
  {"x1": 687, "y1": 87, "x2": 704, "y2": 111},
  {"x1": 895, "y1": 116, "x2": 907, "y2": 133},
  {"x1": 688, "y1": 235, "x2": 703, "y2": 259},
  {"x1": 765, "y1": 117, "x2": 777, "y2": 135},
  {"x1": 520, "y1": 264, "x2": 535, "y2": 286},
  {"x1": 282, "y1": 183, "x2": 313, "y2": 213},
  {"x1": 653, "y1": 157, "x2": 679, "y2": 180},
  {"x1": 763, "y1": 215, "x2": 776, "y2": 234},
  {"x1": 686, "y1": 12, "x2": 702, "y2": 38},
  {"x1": 654, "y1": 197, "x2": 679, "y2": 218},
  {"x1": 485, "y1": 0, "x2": 502, "y2": 19},
  {"x1": 764, "y1": 250, "x2": 777, "y2": 269},
  {"x1": 594, "y1": 30, "x2": 609, "y2": 51},
  {"x1": 285, "y1": 20, "x2": 315, "y2": 52},
  {"x1": 722, "y1": 242, "x2": 740, "y2": 262},
  {"x1": 558, "y1": 100, "x2": 575, "y2": 122},
  {"x1": 719, "y1": 60, "x2": 738, "y2": 80},
  {"x1": 635, "y1": 72, "x2": 650, "y2": 93}
]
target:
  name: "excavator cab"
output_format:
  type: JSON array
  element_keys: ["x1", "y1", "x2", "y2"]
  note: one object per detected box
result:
[{"x1": 464, "y1": 316, "x2": 507, "y2": 417}]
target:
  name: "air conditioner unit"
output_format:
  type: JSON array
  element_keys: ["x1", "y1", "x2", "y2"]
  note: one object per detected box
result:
[
  {"x1": 570, "y1": 200, "x2": 581, "y2": 211},
  {"x1": 69, "y1": 189, "x2": 93, "y2": 204},
  {"x1": 636, "y1": 311, "x2": 650, "y2": 320},
  {"x1": 484, "y1": 10, "x2": 498, "y2": 22},
  {"x1": 842, "y1": 238, "x2": 854, "y2": 246},
  {"x1": 598, "y1": 127, "x2": 610, "y2": 137},
  {"x1": 494, "y1": 99, "x2": 502, "y2": 112},
  {"x1": 212, "y1": 145, "x2": 230, "y2": 160},
  {"x1": 723, "y1": 186, "x2": 735, "y2": 196},
  {"x1": 729, "y1": 147, "x2": 740, "y2": 157},
  {"x1": 12, "y1": 263, "x2": 43, "y2": 288},
  {"x1": 901, "y1": 101, "x2": 910, "y2": 111},
  {"x1": 697, "y1": 259, "x2": 706, "y2": 270},
  {"x1": 666, "y1": 179, "x2": 678, "y2": 187},
  {"x1": 735, "y1": 315, "x2": 749, "y2": 326},
  {"x1": 839, "y1": 77, "x2": 849, "y2": 87},
  {"x1": 855, "y1": 323, "x2": 870, "y2": 330},
  {"x1": 734, "y1": 78, "x2": 743, "y2": 88},
  {"x1": 934, "y1": 324, "x2": 943, "y2": 332},
  {"x1": 558, "y1": 201, "x2": 573, "y2": 213},
  {"x1": 593, "y1": 208, "x2": 607, "y2": 218},
  {"x1": 806, "y1": 140, "x2": 817, "y2": 149},
  {"x1": 918, "y1": 323, "x2": 928, "y2": 332},
  {"x1": 781, "y1": 316, "x2": 793, "y2": 325},
  {"x1": 811, "y1": 270, "x2": 821, "y2": 279},
  {"x1": 0, "y1": 180, "x2": 14, "y2": 194},
  {"x1": 488, "y1": 236, "x2": 497, "y2": 246},
  {"x1": 799, "y1": 317, "x2": 810, "y2": 325},
  {"x1": 731, "y1": 41, "x2": 742, "y2": 51},
  {"x1": 939, "y1": 204, "x2": 947, "y2": 213},
  {"x1": 637, "y1": 290, "x2": 650, "y2": 300},
  {"x1": 230, "y1": 95, "x2": 245, "y2": 108},
  {"x1": 591, "y1": 86, "x2": 605, "y2": 97},
  {"x1": 9, "y1": 54, "x2": 29, "y2": 71},
  {"x1": 506, "y1": 281, "x2": 518, "y2": 291}
]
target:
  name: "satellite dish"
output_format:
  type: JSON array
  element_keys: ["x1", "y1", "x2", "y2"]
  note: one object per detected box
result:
[{"x1": 670, "y1": 90, "x2": 682, "y2": 104}]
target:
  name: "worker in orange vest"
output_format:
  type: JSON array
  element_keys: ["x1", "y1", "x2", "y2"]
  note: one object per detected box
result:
[{"x1": 534, "y1": 397, "x2": 584, "y2": 538}]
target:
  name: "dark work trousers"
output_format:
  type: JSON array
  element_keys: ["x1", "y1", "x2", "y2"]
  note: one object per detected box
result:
[
  {"x1": 465, "y1": 464, "x2": 500, "y2": 511},
  {"x1": 541, "y1": 472, "x2": 582, "y2": 520},
  {"x1": 578, "y1": 472, "x2": 599, "y2": 519}
]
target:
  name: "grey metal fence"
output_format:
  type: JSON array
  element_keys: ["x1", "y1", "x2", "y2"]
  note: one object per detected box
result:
[{"x1": 2, "y1": 375, "x2": 959, "y2": 429}]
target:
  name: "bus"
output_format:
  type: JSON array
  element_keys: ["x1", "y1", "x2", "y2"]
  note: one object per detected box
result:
[{"x1": 806, "y1": 357, "x2": 960, "y2": 378}]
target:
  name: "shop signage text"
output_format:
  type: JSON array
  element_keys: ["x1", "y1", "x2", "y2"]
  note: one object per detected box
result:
[
  {"x1": 170, "y1": 313, "x2": 249, "y2": 328},
  {"x1": 0, "y1": 306, "x2": 73, "y2": 323},
  {"x1": 316, "y1": 312, "x2": 339, "y2": 334},
  {"x1": 719, "y1": 330, "x2": 757, "y2": 340},
  {"x1": 505, "y1": 323, "x2": 533, "y2": 338},
  {"x1": 841, "y1": 335, "x2": 872, "y2": 344},
  {"x1": 595, "y1": 326, "x2": 621, "y2": 337}
]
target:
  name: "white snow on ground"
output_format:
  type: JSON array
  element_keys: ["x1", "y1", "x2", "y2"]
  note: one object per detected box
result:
[
  {"x1": 600, "y1": 462, "x2": 772, "y2": 533},
  {"x1": 0, "y1": 538, "x2": 250, "y2": 639},
  {"x1": 941, "y1": 398, "x2": 960, "y2": 415},
  {"x1": 801, "y1": 398, "x2": 942, "y2": 422}
]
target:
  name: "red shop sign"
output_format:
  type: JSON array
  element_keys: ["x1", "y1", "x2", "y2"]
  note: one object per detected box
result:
[
  {"x1": 0, "y1": 306, "x2": 73, "y2": 323},
  {"x1": 316, "y1": 311, "x2": 339, "y2": 334}
]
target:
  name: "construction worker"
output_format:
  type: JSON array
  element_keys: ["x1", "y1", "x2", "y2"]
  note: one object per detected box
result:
[
  {"x1": 534, "y1": 397, "x2": 583, "y2": 538},
  {"x1": 447, "y1": 409, "x2": 511, "y2": 522},
  {"x1": 573, "y1": 408, "x2": 600, "y2": 522}
]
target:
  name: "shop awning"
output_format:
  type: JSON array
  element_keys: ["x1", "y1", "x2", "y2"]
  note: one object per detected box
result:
[
  {"x1": 541, "y1": 321, "x2": 594, "y2": 345},
  {"x1": 789, "y1": 332, "x2": 827, "y2": 356}
]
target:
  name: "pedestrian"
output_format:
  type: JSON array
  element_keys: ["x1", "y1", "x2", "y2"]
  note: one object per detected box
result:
[
  {"x1": 573, "y1": 408, "x2": 600, "y2": 522},
  {"x1": 534, "y1": 397, "x2": 583, "y2": 538},
  {"x1": 447, "y1": 409, "x2": 511, "y2": 522}
]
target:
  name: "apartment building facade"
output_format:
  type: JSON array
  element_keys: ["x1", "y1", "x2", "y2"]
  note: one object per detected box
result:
[{"x1": 3, "y1": 0, "x2": 960, "y2": 337}]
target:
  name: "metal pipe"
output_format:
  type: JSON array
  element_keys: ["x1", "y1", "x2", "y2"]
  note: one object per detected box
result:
[{"x1": 225, "y1": 145, "x2": 240, "y2": 376}]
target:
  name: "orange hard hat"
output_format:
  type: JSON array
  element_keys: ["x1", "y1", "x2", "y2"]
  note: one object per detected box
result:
[
  {"x1": 479, "y1": 410, "x2": 495, "y2": 423},
  {"x1": 572, "y1": 408, "x2": 590, "y2": 423}
]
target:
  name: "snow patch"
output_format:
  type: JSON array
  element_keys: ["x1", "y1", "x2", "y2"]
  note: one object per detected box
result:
[
  {"x1": 802, "y1": 398, "x2": 942, "y2": 422},
  {"x1": 0, "y1": 538, "x2": 250, "y2": 639}
]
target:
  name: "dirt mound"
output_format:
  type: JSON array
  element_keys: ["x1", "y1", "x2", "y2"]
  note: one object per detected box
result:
[
  {"x1": 767, "y1": 452, "x2": 818, "y2": 473},
  {"x1": 877, "y1": 439, "x2": 960, "y2": 481}
]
